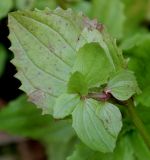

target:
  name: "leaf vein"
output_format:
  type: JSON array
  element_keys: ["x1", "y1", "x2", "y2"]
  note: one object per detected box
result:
[
  {"x1": 11, "y1": 25, "x2": 66, "y2": 82},
  {"x1": 15, "y1": 15, "x2": 73, "y2": 68}
]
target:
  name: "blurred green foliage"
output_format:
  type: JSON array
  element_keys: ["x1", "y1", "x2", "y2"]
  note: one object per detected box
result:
[
  {"x1": 0, "y1": 0, "x2": 13, "y2": 19},
  {"x1": 0, "y1": 96, "x2": 74, "y2": 142},
  {"x1": 0, "y1": 0, "x2": 150, "y2": 159},
  {"x1": 0, "y1": 96, "x2": 76, "y2": 160},
  {"x1": 67, "y1": 132, "x2": 150, "y2": 160}
]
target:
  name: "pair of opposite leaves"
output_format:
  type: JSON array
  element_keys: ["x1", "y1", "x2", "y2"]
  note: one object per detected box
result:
[{"x1": 8, "y1": 8, "x2": 139, "y2": 152}]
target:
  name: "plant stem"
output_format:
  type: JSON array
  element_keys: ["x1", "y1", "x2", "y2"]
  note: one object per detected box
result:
[{"x1": 126, "y1": 99, "x2": 150, "y2": 149}]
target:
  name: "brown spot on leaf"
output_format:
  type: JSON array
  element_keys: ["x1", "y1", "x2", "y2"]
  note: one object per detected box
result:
[
  {"x1": 28, "y1": 89, "x2": 45, "y2": 106},
  {"x1": 48, "y1": 43, "x2": 55, "y2": 52},
  {"x1": 96, "y1": 23, "x2": 104, "y2": 32},
  {"x1": 83, "y1": 17, "x2": 104, "y2": 32}
]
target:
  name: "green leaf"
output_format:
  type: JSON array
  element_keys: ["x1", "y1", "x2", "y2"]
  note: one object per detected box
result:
[
  {"x1": 15, "y1": 0, "x2": 34, "y2": 10},
  {"x1": 113, "y1": 135, "x2": 134, "y2": 160},
  {"x1": 67, "y1": 143, "x2": 91, "y2": 160},
  {"x1": 70, "y1": 1, "x2": 92, "y2": 17},
  {"x1": 123, "y1": 35, "x2": 150, "y2": 106},
  {"x1": 122, "y1": 0, "x2": 148, "y2": 37},
  {"x1": 91, "y1": 0, "x2": 125, "y2": 38},
  {"x1": 0, "y1": 44, "x2": 7, "y2": 77},
  {"x1": 67, "y1": 135, "x2": 134, "y2": 160},
  {"x1": 76, "y1": 26, "x2": 126, "y2": 71},
  {"x1": 46, "y1": 140, "x2": 76, "y2": 160},
  {"x1": 73, "y1": 43, "x2": 113, "y2": 87},
  {"x1": 68, "y1": 133, "x2": 150, "y2": 160},
  {"x1": 67, "y1": 143, "x2": 112, "y2": 160},
  {"x1": 102, "y1": 31, "x2": 126, "y2": 69},
  {"x1": 130, "y1": 132, "x2": 150, "y2": 160},
  {"x1": 121, "y1": 34, "x2": 150, "y2": 50},
  {"x1": 107, "y1": 70, "x2": 139, "y2": 101},
  {"x1": 96, "y1": 103, "x2": 123, "y2": 138},
  {"x1": 8, "y1": 8, "x2": 87, "y2": 114},
  {"x1": 53, "y1": 93, "x2": 80, "y2": 119},
  {"x1": 137, "y1": 86, "x2": 150, "y2": 107},
  {"x1": 15, "y1": 0, "x2": 57, "y2": 10},
  {"x1": 72, "y1": 99, "x2": 122, "y2": 153},
  {"x1": 0, "y1": 95, "x2": 75, "y2": 143},
  {"x1": 137, "y1": 105, "x2": 150, "y2": 125},
  {"x1": 136, "y1": 104, "x2": 150, "y2": 133},
  {"x1": 67, "y1": 132, "x2": 150, "y2": 160},
  {"x1": 0, "y1": 95, "x2": 76, "y2": 160},
  {"x1": 67, "y1": 71, "x2": 88, "y2": 95},
  {"x1": 34, "y1": 0, "x2": 57, "y2": 10},
  {"x1": 0, "y1": 0, "x2": 13, "y2": 19}
]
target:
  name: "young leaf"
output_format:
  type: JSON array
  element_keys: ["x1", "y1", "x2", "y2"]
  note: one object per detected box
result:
[
  {"x1": 102, "y1": 31, "x2": 126, "y2": 70},
  {"x1": 53, "y1": 93, "x2": 80, "y2": 119},
  {"x1": 72, "y1": 99, "x2": 122, "y2": 153},
  {"x1": 73, "y1": 43, "x2": 113, "y2": 87},
  {"x1": 96, "y1": 103, "x2": 122, "y2": 137},
  {"x1": 76, "y1": 28, "x2": 126, "y2": 70},
  {"x1": 67, "y1": 71, "x2": 88, "y2": 95},
  {"x1": 107, "y1": 70, "x2": 139, "y2": 101}
]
